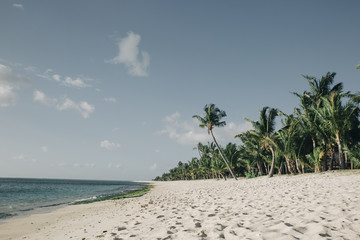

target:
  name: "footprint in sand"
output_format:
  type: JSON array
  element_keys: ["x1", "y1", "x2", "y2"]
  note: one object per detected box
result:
[
  {"x1": 117, "y1": 227, "x2": 126, "y2": 231},
  {"x1": 216, "y1": 223, "x2": 227, "y2": 231}
]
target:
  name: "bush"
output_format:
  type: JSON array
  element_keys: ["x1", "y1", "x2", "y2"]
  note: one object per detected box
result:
[{"x1": 245, "y1": 171, "x2": 259, "y2": 179}]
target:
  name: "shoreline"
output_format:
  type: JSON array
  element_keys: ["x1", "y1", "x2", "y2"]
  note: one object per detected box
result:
[
  {"x1": 1, "y1": 171, "x2": 360, "y2": 239},
  {"x1": 0, "y1": 181, "x2": 150, "y2": 224}
]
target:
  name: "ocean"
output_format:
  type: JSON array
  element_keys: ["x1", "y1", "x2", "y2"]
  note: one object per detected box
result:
[{"x1": 0, "y1": 178, "x2": 146, "y2": 220}]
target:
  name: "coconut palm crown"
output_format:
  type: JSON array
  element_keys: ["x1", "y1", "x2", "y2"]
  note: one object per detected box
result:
[{"x1": 193, "y1": 104, "x2": 227, "y2": 134}]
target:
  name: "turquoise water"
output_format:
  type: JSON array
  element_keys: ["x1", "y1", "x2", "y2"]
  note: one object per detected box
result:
[{"x1": 0, "y1": 178, "x2": 146, "y2": 220}]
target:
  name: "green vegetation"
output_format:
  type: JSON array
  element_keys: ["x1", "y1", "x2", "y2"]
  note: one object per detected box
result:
[
  {"x1": 193, "y1": 104, "x2": 238, "y2": 180},
  {"x1": 245, "y1": 171, "x2": 259, "y2": 179},
  {"x1": 154, "y1": 72, "x2": 360, "y2": 181},
  {"x1": 72, "y1": 185, "x2": 153, "y2": 205}
]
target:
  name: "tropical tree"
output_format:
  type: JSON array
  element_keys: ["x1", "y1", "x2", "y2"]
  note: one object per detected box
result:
[
  {"x1": 312, "y1": 91, "x2": 360, "y2": 169},
  {"x1": 223, "y1": 143, "x2": 242, "y2": 174},
  {"x1": 276, "y1": 114, "x2": 301, "y2": 174},
  {"x1": 293, "y1": 72, "x2": 342, "y2": 150},
  {"x1": 245, "y1": 107, "x2": 281, "y2": 177},
  {"x1": 236, "y1": 131, "x2": 266, "y2": 175},
  {"x1": 193, "y1": 104, "x2": 238, "y2": 180},
  {"x1": 306, "y1": 147, "x2": 325, "y2": 173}
]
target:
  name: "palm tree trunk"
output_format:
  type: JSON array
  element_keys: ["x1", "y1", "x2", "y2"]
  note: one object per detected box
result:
[
  {"x1": 329, "y1": 150, "x2": 333, "y2": 170},
  {"x1": 301, "y1": 162, "x2": 305, "y2": 174},
  {"x1": 285, "y1": 156, "x2": 296, "y2": 175},
  {"x1": 295, "y1": 158, "x2": 301, "y2": 174},
  {"x1": 344, "y1": 152, "x2": 348, "y2": 169},
  {"x1": 257, "y1": 162, "x2": 264, "y2": 175},
  {"x1": 268, "y1": 146, "x2": 276, "y2": 177},
  {"x1": 296, "y1": 158, "x2": 303, "y2": 174},
  {"x1": 264, "y1": 162, "x2": 269, "y2": 174},
  {"x1": 336, "y1": 133, "x2": 345, "y2": 169},
  {"x1": 322, "y1": 156, "x2": 328, "y2": 172},
  {"x1": 210, "y1": 130, "x2": 238, "y2": 180},
  {"x1": 278, "y1": 161, "x2": 283, "y2": 175},
  {"x1": 312, "y1": 137, "x2": 316, "y2": 150}
]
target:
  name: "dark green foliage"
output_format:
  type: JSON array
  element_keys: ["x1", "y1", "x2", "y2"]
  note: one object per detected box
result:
[{"x1": 245, "y1": 171, "x2": 260, "y2": 179}]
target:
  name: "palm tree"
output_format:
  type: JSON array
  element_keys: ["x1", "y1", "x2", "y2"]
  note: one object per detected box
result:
[
  {"x1": 212, "y1": 156, "x2": 228, "y2": 179},
  {"x1": 245, "y1": 107, "x2": 280, "y2": 177},
  {"x1": 223, "y1": 143, "x2": 242, "y2": 175},
  {"x1": 313, "y1": 91, "x2": 360, "y2": 169},
  {"x1": 236, "y1": 131, "x2": 266, "y2": 175},
  {"x1": 276, "y1": 114, "x2": 305, "y2": 174},
  {"x1": 306, "y1": 147, "x2": 325, "y2": 173},
  {"x1": 193, "y1": 104, "x2": 238, "y2": 180}
]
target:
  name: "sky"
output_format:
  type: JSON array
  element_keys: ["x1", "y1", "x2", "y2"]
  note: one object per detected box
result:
[{"x1": 0, "y1": 0, "x2": 359, "y2": 181}]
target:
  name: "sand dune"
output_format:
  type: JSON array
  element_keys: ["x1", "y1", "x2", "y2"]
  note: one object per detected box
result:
[{"x1": 1, "y1": 171, "x2": 360, "y2": 240}]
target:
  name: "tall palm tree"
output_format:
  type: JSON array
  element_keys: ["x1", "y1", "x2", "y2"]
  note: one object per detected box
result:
[
  {"x1": 276, "y1": 114, "x2": 303, "y2": 174},
  {"x1": 245, "y1": 107, "x2": 280, "y2": 177},
  {"x1": 193, "y1": 104, "x2": 238, "y2": 180},
  {"x1": 293, "y1": 73, "x2": 342, "y2": 150},
  {"x1": 313, "y1": 91, "x2": 360, "y2": 169}
]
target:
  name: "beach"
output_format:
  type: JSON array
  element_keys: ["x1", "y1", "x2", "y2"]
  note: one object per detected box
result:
[{"x1": 1, "y1": 171, "x2": 360, "y2": 240}]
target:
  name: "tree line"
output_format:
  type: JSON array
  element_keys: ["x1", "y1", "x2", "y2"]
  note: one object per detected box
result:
[{"x1": 154, "y1": 72, "x2": 360, "y2": 181}]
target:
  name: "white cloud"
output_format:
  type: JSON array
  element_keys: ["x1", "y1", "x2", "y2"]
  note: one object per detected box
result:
[
  {"x1": 33, "y1": 90, "x2": 94, "y2": 118},
  {"x1": 41, "y1": 146, "x2": 48, "y2": 153},
  {"x1": 165, "y1": 112, "x2": 181, "y2": 123},
  {"x1": 159, "y1": 112, "x2": 252, "y2": 145},
  {"x1": 63, "y1": 76, "x2": 89, "y2": 88},
  {"x1": 150, "y1": 163, "x2": 157, "y2": 171},
  {"x1": 0, "y1": 85, "x2": 16, "y2": 107},
  {"x1": 104, "y1": 97, "x2": 117, "y2": 103},
  {"x1": 33, "y1": 90, "x2": 57, "y2": 106},
  {"x1": 109, "y1": 31, "x2": 150, "y2": 77},
  {"x1": 155, "y1": 149, "x2": 160, "y2": 153},
  {"x1": 38, "y1": 69, "x2": 90, "y2": 88},
  {"x1": 100, "y1": 140, "x2": 121, "y2": 150},
  {"x1": 52, "y1": 74, "x2": 61, "y2": 82},
  {"x1": 37, "y1": 69, "x2": 53, "y2": 80},
  {"x1": 0, "y1": 64, "x2": 28, "y2": 107},
  {"x1": 56, "y1": 98, "x2": 95, "y2": 118},
  {"x1": 13, "y1": 3, "x2": 23, "y2": 9}
]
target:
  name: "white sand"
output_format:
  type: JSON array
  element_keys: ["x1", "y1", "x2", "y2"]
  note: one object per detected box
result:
[{"x1": 1, "y1": 171, "x2": 360, "y2": 240}]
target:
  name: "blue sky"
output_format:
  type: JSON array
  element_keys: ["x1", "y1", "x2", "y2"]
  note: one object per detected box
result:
[{"x1": 0, "y1": 1, "x2": 359, "y2": 180}]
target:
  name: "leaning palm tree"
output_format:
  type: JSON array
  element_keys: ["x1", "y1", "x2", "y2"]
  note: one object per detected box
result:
[{"x1": 193, "y1": 104, "x2": 238, "y2": 180}]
